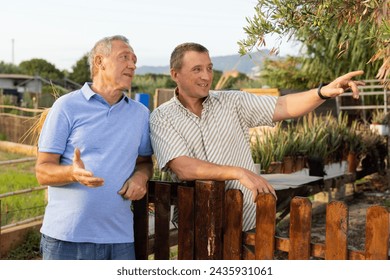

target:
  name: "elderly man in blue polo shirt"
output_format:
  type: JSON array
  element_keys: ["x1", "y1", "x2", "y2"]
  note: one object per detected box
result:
[{"x1": 35, "y1": 35, "x2": 153, "y2": 260}]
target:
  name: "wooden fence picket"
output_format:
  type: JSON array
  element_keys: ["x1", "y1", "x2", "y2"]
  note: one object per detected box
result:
[
  {"x1": 223, "y1": 189, "x2": 243, "y2": 260},
  {"x1": 288, "y1": 197, "x2": 312, "y2": 259},
  {"x1": 364, "y1": 205, "x2": 389, "y2": 260},
  {"x1": 132, "y1": 181, "x2": 390, "y2": 261},
  {"x1": 325, "y1": 201, "x2": 349, "y2": 260},
  {"x1": 153, "y1": 182, "x2": 171, "y2": 260},
  {"x1": 255, "y1": 193, "x2": 276, "y2": 260},
  {"x1": 177, "y1": 184, "x2": 195, "y2": 260},
  {"x1": 194, "y1": 181, "x2": 225, "y2": 259},
  {"x1": 133, "y1": 186, "x2": 149, "y2": 260}
]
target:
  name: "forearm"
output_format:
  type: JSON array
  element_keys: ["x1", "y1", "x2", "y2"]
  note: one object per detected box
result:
[
  {"x1": 118, "y1": 156, "x2": 153, "y2": 200},
  {"x1": 132, "y1": 158, "x2": 154, "y2": 183},
  {"x1": 35, "y1": 163, "x2": 75, "y2": 186},
  {"x1": 273, "y1": 88, "x2": 324, "y2": 122},
  {"x1": 35, "y1": 150, "x2": 103, "y2": 188},
  {"x1": 169, "y1": 156, "x2": 242, "y2": 182}
]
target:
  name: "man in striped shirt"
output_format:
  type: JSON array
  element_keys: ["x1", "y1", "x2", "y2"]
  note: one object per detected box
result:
[{"x1": 150, "y1": 42, "x2": 364, "y2": 231}]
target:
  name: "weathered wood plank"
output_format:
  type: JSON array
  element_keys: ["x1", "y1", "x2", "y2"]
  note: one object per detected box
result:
[
  {"x1": 194, "y1": 181, "x2": 225, "y2": 259},
  {"x1": 288, "y1": 197, "x2": 312, "y2": 259},
  {"x1": 133, "y1": 189, "x2": 149, "y2": 260},
  {"x1": 365, "y1": 205, "x2": 390, "y2": 260},
  {"x1": 154, "y1": 182, "x2": 171, "y2": 260},
  {"x1": 178, "y1": 185, "x2": 194, "y2": 260},
  {"x1": 325, "y1": 201, "x2": 348, "y2": 259},
  {"x1": 255, "y1": 193, "x2": 276, "y2": 260},
  {"x1": 223, "y1": 189, "x2": 243, "y2": 260}
]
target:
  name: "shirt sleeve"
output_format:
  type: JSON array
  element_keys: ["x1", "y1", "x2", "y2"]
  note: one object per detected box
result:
[
  {"x1": 138, "y1": 112, "x2": 153, "y2": 157},
  {"x1": 38, "y1": 98, "x2": 71, "y2": 155},
  {"x1": 150, "y1": 108, "x2": 192, "y2": 170},
  {"x1": 235, "y1": 91, "x2": 278, "y2": 128}
]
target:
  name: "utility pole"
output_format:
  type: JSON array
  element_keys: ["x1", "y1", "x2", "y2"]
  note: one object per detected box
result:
[{"x1": 11, "y1": 38, "x2": 15, "y2": 64}]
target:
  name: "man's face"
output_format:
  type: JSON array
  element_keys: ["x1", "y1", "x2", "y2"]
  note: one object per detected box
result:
[
  {"x1": 99, "y1": 40, "x2": 137, "y2": 91},
  {"x1": 171, "y1": 51, "x2": 213, "y2": 99}
]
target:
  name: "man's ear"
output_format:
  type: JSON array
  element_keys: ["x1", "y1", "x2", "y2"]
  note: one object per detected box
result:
[
  {"x1": 170, "y1": 68, "x2": 177, "y2": 81},
  {"x1": 94, "y1": 55, "x2": 105, "y2": 70}
]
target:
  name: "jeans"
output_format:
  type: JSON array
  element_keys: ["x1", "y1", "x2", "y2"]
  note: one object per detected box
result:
[{"x1": 40, "y1": 234, "x2": 136, "y2": 260}]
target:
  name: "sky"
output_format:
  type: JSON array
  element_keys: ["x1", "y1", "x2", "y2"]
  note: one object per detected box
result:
[{"x1": 0, "y1": 0, "x2": 301, "y2": 72}]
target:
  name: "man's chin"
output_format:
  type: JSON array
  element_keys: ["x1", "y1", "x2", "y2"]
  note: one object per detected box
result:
[{"x1": 120, "y1": 84, "x2": 132, "y2": 91}]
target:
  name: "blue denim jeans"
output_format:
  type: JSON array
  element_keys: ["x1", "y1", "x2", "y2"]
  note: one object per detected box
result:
[{"x1": 40, "y1": 234, "x2": 136, "y2": 260}]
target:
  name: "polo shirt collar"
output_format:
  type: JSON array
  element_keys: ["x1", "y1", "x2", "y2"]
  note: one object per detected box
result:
[{"x1": 81, "y1": 82, "x2": 129, "y2": 103}]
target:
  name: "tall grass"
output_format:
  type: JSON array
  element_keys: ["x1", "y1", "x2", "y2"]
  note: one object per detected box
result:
[{"x1": 0, "y1": 157, "x2": 45, "y2": 227}]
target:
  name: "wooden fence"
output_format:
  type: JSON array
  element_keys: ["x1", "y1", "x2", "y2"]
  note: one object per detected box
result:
[
  {"x1": 0, "y1": 105, "x2": 45, "y2": 144},
  {"x1": 133, "y1": 180, "x2": 390, "y2": 260}
]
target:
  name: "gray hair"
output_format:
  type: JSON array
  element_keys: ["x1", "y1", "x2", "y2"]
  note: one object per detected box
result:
[{"x1": 88, "y1": 35, "x2": 133, "y2": 79}]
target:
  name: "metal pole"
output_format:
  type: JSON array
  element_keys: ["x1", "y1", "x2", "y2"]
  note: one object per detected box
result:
[{"x1": 11, "y1": 38, "x2": 15, "y2": 64}]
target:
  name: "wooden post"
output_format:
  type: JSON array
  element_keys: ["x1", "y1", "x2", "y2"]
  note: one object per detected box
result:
[
  {"x1": 288, "y1": 197, "x2": 312, "y2": 259},
  {"x1": 255, "y1": 193, "x2": 276, "y2": 260},
  {"x1": 223, "y1": 189, "x2": 243, "y2": 260},
  {"x1": 133, "y1": 186, "x2": 149, "y2": 260},
  {"x1": 154, "y1": 182, "x2": 171, "y2": 260},
  {"x1": 365, "y1": 205, "x2": 390, "y2": 260},
  {"x1": 194, "y1": 180, "x2": 225, "y2": 259},
  {"x1": 177, "y1": 184, "x2": 195, "y2": 260},
  {"x1": 325, "y1": 201, "x2": 348, "y2": 259}
]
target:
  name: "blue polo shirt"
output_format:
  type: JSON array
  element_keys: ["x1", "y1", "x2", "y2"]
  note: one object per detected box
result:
[{"x1": 38, "y1": 83, "x2": 152, "y2": 243}]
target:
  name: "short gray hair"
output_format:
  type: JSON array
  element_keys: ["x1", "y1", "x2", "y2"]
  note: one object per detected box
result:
[{"x1": 88, "y1": 35, "x2": 133, "y2": 79}]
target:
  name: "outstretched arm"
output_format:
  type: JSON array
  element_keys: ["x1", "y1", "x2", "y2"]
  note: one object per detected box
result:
[
  {"x1": 35, "y1": 148, "x2": 104, "y2": 187},
  {"x1": 168, "y1": 155, "x2": 276, "y2": 202},
  {"x1": 273, "y1": 70, "x2": 365, "y2": 122}
]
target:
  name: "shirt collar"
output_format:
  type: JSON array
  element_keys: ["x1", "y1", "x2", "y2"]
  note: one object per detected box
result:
[
  {"x1": 173, "y1": 87, "x2": 220, "y2": 107},
  {"x1": 81, "y1": 82, "x2": 129, "y2": 103}
]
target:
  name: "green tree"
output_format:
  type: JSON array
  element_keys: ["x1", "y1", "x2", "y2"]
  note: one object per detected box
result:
[
  {"x1": 0, "y1": 61, "x2": 20, "y2": 74},
  {"x1": 259, "y1": 56, "x2": 309, "y2": 89},
  {"x1": 239, "y1": 0, "x2": 389, "y2": 81},
  {"x1": 133, "y1": 73, "x2": 176, "y2": 94},
  {"x1": 19, "y1": 58, "x2": 64, "y2": 81},
  {"x1": 68, "y1": 54, "x2": 90, "y2": 84},
  {"x1": 300, "y1": 22, "x2": 382, "y2": 85}
]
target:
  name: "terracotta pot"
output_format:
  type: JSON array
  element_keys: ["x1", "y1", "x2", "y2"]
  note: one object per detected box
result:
[
  {"x1": 267, "y1": 161, "x2": 282, "y2": 174},
  {"x1": 282, "y1": 156, "x2": 294, "y2": 174},
  {"x1": 347, "y1": 152, "x2": 358, "y2": 173},
  {"x1": 295, "y1": 156, "x2": 306, "y2": 172}
]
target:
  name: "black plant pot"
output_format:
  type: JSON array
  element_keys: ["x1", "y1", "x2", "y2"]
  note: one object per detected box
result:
[{"x1": 307, "y1": 157, "x2": 326, "y2": 177}]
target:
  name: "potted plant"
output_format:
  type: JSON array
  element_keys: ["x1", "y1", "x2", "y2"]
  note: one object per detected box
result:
[
  {"x1": 344, "y1": 120, "x2": 366, "y2": 173},
  {"x1": 370, "y1": 109, "x2": 389, "y2": 135}
]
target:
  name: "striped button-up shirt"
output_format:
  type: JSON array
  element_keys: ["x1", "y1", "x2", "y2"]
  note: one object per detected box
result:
[{"x1": 150, "y1": 90, "x2": 278, "y2": 230}]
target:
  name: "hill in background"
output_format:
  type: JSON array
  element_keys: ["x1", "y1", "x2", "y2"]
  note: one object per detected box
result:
[{"x1": 136, "y1": 50, "x2": 274, "y2": 76}]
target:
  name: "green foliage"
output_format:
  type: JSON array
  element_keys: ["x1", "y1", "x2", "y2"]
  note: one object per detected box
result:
[
  {"x1": 133, "y1": 73, "x2": 176, "y2": 95},
  {"x1": 259, "y1": 56, "x2": 308, "y2": 89},
  {"x1": 239, "y1": 0, "x2": 389, "y2": 81},
  {"x1": 0, "y1": 61, "x2": 20, "y2": 74},
  {"x1": 231, "y1": 76, "x2": 263, "y2": 89},
  {"x1": 68, "y1": 54, "x2": 90, "y2": 84},
  {"x1": 19, "y1": 58, "x2": 64, "y2": 80},
  {"x1": 0, "y1": 150, "x2": 22, "y2": 160},
  {"x1": 4, "y1": 230, "x2": 41, "y2": 260},
  {"x1": 0, "y1": 161, "x2": 45, "y2": 227},
  {"x1": 250, "y1": 112, "x2": 380, "y2": 173},
  {"x1": 300, "y1": 22, "x2": 381, "y2": 85},
  {"x1": 370, "y1": 109, "x2": 390, "y2": 124}
]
